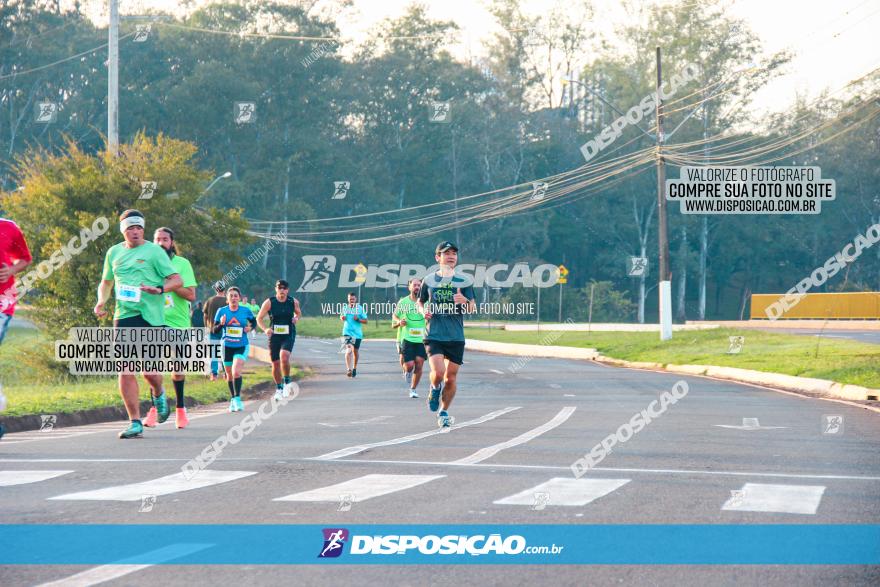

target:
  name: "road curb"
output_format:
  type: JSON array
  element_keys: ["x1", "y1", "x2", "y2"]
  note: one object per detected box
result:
[
  {"x1": 465, "y1": 338, "x2": 599, "y2": 361},
  {"x1": 0, "y1": 378, "x2": 285, "y2": 434},
  {"x1": 592, "y1": 355, "x2": 878, "y2": 402},
  {"x1": 464, "y1": 337, "x2": 877, "y2": 402}
]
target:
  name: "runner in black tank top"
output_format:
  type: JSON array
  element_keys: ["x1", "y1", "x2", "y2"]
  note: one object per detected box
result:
[{"x1": 257, "y1": 279, "x2": 301, "y2": 399}]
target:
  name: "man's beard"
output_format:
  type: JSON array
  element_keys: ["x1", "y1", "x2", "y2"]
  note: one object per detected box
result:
[{"x1": 163, "y1": 245, "x2": 175, "y2": 259}]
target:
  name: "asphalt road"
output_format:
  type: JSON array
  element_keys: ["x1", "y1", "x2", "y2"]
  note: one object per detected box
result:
[{"x1": 1, "y1": 337, "x2": 879, "y2": 585}]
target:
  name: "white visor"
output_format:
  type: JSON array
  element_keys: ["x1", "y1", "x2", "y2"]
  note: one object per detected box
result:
[{"x1": 120, "y1": 216, "x2": 145, "y2": 233}]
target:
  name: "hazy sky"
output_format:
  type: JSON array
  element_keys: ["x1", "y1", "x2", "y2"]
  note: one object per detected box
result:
[{"x1": 90, "y1": 0, "x2": 880, "y2": 115}]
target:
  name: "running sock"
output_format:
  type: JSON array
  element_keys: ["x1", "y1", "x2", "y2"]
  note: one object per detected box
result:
[
  {"x1": 227, "y1": 379, "x2": 235, "y2": 398},
  {"x1": 283, "y1": 376, "x2": 291, "y2": 385},
  {"x1": 131, "y1": 419, "x2": 142, "y2": 425},
  {"x1": 234, "y1": 377, "x2": 243, "y2": 397},
  {"x1": 276, "y1": 383, "x2": 283, "y2": 391},
  {"x1": 173, "y1": 380, "x2": 185, "y2": 407}
]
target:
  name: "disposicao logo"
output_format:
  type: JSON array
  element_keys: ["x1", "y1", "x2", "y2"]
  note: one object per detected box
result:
[{"x1": 318, "y1": 528, "x2": 349, "y2": 558}]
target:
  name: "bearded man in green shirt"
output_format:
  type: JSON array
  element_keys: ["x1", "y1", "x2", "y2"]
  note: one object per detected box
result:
[{"x1": 152, "y1": 226, "x2": 198, "y2": 429}]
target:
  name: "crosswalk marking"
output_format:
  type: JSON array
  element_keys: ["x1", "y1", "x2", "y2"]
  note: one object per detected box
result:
[
  {"x1": 0, "y1": 470, "x2": 74, "y2": 487},
  {"x1": 312, "y1": 407, "x2": 521, "y2": 460},
  {"x1": 493, "y1": 477, "x2": 631, "y2": 506},
  {"x1": 452, "y1": 406, "x2": 576, "y2": 465},
  {"x1": 722, "y1": 483, "x2": 826, "y2": 514},
  {"x1": 0, "y1": 406, "x2": 235, "y2": 445},
  {"x1": 48, "y1": 470, "x2": 257, "y2": 501},
  {"x1": 274, "y1": 473, "x2": 444, "y2": 503},
  {"x1": 35, "y1": 544, "x2": 212, "y2": 587}
]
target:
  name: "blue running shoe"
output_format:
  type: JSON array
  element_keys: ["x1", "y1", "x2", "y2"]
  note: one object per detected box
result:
[
  {"x1": 234, "y1": 396, "x2": 244, "y2": 412},
  {"x1": 437, "y1": 411, "x2": 451, "y2": 428},
  {"x1": 155, "y1": 392, "x2": 170, "y2": 423},
  {"x1": 428, "y1": 386, "x2": 441, "y2": 412},
  {"x1": 228, "y1": 398, "x2": 236, "y2": 413},
  {"x1": 118, "y1": 420, "x2": 144, "y2": 439}
]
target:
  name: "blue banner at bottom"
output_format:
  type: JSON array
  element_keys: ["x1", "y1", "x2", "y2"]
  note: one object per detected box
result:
[{"x1": 1, "y1": 525, "x2": 878, "y2": 565}]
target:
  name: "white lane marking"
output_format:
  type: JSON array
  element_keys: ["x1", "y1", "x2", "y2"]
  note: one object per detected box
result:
[
  {"x1": 309, "y1": 349, "x2": 326, "y2": 354},
  {"x1": 715, "y1": 417, "x2": 787, "y2": 430},
  {"x1": 563, "y1": 394, "x2": 576, "y2": 397},
  {"x1": 722, "y1": 483, "x2": 826, "y2": 514},
  {"x1": 323, "y1": 458, "x2": 880, "y2": 481},
  {"x1": 1, "y1": 405, "x2": 244, "y2": 445},
  {"x1": 48, "y1": 470, "x2": 257, "y2": 501},
  {"x1": 0, "y1": 470, "x2": 74, "y2": 487},
  {"x1": 350, "y1": 415, "x2": 394, "y2": 424},
  {"x1": 311, "y1": 407, "x2": 521, "y2": 460},
  {"x1": 35, "y1": 543, "x2": 212, "y2": 587},
  {"x1": 318, "y1": 415, "x2": 395, "y2": 428},
  {"x1": 274, "y1": 474, "x2": 444, "y2": 502},
  {"x1": 451, "y1": 407, "x2": 576, "y2": 465},
  {"x1": 490, "y1": 369, "x2": 504, "y2": 374},
  {"x1": 494, "y1": 477, "x2": 630, "y2": 506}
]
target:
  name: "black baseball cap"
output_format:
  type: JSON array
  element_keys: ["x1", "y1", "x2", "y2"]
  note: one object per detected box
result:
[
  {"x1": 435, "y1": 241, "x2": 458, "y2": 254},
  {"x1": 276, "y1": 279, "x2": 290, "y2": 289}
]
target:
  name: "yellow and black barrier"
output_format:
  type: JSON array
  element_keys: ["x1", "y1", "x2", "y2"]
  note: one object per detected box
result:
[{"x1": 750, "y1": 292, "x2": 880, "y2": 320}]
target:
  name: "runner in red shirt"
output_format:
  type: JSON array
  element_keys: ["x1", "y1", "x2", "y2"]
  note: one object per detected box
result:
[{"x1": 0, "y1": 217, "x2": 33, "y2": 440}]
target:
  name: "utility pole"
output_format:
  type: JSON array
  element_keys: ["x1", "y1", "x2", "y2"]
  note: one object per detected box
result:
[
  {"x1": 108, "y1": 0, "x2": 119, "y2": 155},
  {"x1": 536, "y1": 286, "x2": 540, "y2": 324},
  {"x1": 655, "y1": 47, "x2": 672, "y2": 341},
  {"x1": 282, "y1": 161, "x2": 290, "y2": 281}
]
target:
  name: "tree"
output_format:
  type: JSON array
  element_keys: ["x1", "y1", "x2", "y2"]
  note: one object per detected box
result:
[{"x1": 2, "y1": 133, "x2": 252, "y2": 334}]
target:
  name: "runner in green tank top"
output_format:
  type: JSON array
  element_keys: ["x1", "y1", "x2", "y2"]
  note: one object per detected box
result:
[{"x1": 392, "y1": 278, "x2": 427, "y2": 398}]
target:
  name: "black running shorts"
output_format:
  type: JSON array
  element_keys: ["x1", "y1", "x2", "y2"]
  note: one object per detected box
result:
[
  {"x1": 402, "y1": 340, "x2": 427, "y2": 362},
  {"x1": 424, "y1": 339, "x2": 465, "y2": 365},
  {"x1": 269, "y1": 333, "x2": 296, "y2": 361}
]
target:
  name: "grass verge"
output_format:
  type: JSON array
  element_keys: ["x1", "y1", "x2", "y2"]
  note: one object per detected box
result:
[{"x1": 0, "y1": 326, "x2": 299, "y2": 417}]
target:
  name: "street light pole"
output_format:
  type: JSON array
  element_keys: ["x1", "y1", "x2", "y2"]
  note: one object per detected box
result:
[
  {"x1": 108, "y1": 0, "x2": 119, "y2": 155},
  {"x1": 203, "y1": 171, "x2": 232, "y2": 195},
  {"x1": 655, "y1": 47, "x2": 672, "y2": 341}
]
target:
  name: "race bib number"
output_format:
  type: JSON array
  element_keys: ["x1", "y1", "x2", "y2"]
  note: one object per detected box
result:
[
  {"x1": 408, "y1": 327, "x2": 424, "y2": 338},
  {"x1": 117, "y1": 284, "x2": 141, "y2": 303},
  {"x1": 226, "y1": 327, "x2": 243, "y2": 338},
  {"x1": 164, "y1": 293, "x2": 174, "y2": 308},
  {"x1": 274, "y1": 325, "x2": 290, "y2": 335}
]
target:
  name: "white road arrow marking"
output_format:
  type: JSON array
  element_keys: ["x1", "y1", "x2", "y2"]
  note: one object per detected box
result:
[{"x1": 714, "y1": 417, "x2": 787, "y2": 430}]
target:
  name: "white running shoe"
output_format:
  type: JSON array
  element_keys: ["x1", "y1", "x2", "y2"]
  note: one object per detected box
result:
[
  {"x1": 282, "y1": 382, "x2": 292, "y2": 398},
  {"x1": 409, "y1": 389, "x2": 419, "y2": 399},
  {"x1": 274, "y1": 388, "x2": 284, "y2": 401}
]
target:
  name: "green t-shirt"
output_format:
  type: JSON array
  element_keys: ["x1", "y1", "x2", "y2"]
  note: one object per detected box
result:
[
  {"x1": 163, "y1": 255, "x2": 197, "y2": 329},
  {"x1": 101, "y1": 241, "x2": 177, "y2": 326},
  {"x1": 395, "y1": 296, "x2": 426, "y2": 343}
]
